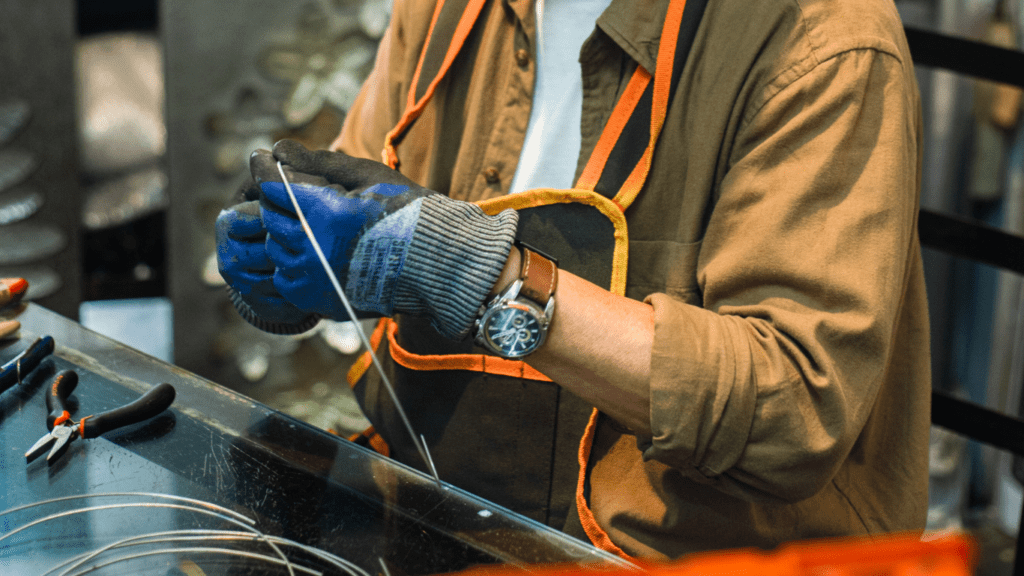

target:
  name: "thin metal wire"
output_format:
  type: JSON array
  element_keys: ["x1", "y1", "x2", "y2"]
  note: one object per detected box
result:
[
  {"x1": 3, "y1": 475, "x2": 375, "y2": 576},
  {"x1": 50, "y1": 529, "x2": 371, "y2": 576},
  {"x1": 379, "y1": 557, "x2": 393, "y2": 576},
  {"x1": 267, "y1": 533, "x2": 373, "y2": 576},
  {"x1": 275, "y1": 160, "x2": 442, "y2": 486},
  {"x1": 0, "y1": 492, "x2": 255, "y2": 525},
  {"x1": 2, "y1": 494, "x2": 295, "y2": 576},
  {"x1": 274, "y1": 537, "x2": 373, "y2": 576},
  {"x1": 0, "y1": 503, "x2": 243, "y2": 545},
  {"x1": 270, "y1": 539, "x2": 372, "y2": 576},
  {"x1": 62, "y1": 547, "x2": 322, "y2": 576},
  {"x1": 47, "y1": 530, "x2": 233, "y2": 576},
  {"x1": 0, "y1": 502, "x2": 296, "y2": 576},
  {"x1": 52, "y1": 531, "x2": 259, "y2": 576}
]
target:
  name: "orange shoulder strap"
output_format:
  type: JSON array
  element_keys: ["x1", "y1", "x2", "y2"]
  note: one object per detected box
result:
[
  {"x1": 574, "y1": 0, "x2": 711, "y2": 560},
  {"x1": 575, "y1": 0, "x2": 709, "y2": 210},
  {"x1": 383, "y1": 0, "x2": 489, "y2": 168},
  {"x1": 383, "y1": 0, "x2": 710, "y2": 208}
]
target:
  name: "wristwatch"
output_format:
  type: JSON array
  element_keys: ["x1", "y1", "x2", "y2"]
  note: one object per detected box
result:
[{"x1": 474, "y1": 243, "x2": 557, "y2": 359}]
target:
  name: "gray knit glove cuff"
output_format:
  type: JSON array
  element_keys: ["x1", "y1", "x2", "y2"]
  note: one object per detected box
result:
[{"x1": 392, "y1": 195, "x2": 518, "y2": 340}]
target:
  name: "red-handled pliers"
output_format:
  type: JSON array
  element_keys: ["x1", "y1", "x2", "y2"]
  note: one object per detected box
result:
[{"x1": 25, "y1": 370, "x2": 176, "y2": 463}]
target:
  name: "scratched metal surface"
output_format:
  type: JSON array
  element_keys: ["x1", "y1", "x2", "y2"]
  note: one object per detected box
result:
[{"x1": 0, "y1": 305, "x2": 627, "y2": 574}]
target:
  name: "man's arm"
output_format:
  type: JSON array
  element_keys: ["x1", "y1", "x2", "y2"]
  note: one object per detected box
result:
[
  {"x1": 490, "y1": 247, "x2": 655, "y2": 434},
  {"x1": 487, "y1": 46, "x2": 923, "y2": 503}
]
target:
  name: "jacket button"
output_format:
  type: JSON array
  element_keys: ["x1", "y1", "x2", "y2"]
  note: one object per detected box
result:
[
  {"x1": 483, "y1": 167, "x2": 501, "y2": 184},
  {"x1": 515, "y1": 48, "x2": 530, "y2": 67}
]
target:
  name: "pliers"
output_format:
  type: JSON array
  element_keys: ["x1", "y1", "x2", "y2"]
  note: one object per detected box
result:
[
  {"x1": 25, "y1": 369, "x2": 176, "y2": 463},
  {"x1": 0, "y1": 335, "x2": 54, "y2": 396}
]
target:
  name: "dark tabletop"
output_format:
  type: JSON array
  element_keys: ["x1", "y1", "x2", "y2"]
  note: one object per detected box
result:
[{"x1": 0, "y1": 304, "x2": 626, "y2": 576}]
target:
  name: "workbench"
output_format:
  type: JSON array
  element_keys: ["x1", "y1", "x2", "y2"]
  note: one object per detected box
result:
[{"x1": 0, "y1": 304, "x2": 627, "y2": 575}]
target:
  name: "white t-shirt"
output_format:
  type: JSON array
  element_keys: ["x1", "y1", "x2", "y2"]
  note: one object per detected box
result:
[{"x1": 508, "y1": 0, "x2": 613, "y2": 193}]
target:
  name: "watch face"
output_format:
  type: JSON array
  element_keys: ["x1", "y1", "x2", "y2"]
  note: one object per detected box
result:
[{"x1": 480, "y1": 302, "x2": 545, "y2": 358}]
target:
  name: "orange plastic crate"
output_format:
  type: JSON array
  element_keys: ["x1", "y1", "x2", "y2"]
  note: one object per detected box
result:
[{"x1": 450, "y1": 533, "x2": 975, "y2": 576}]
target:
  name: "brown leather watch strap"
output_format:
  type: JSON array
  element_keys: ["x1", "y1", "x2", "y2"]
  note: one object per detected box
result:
[{"x1": 519, "y1": 247, "x2": 557, "y2": 305}]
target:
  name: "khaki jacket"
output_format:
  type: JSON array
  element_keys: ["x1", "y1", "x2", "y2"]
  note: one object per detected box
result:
[{"x1": 333, "y1": 0, "x2": 930, "y2": 560}]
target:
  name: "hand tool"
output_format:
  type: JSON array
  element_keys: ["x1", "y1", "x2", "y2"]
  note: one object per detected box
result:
[
  {"x1": 0, "y1": 276, "x2": 28, "y2": 307},
  {"x1": 0, "y1": 335, "x2": 54, "y2": 396},
  {"x1": 25, "y1": 371, "x2": 176, "y2": 463}
]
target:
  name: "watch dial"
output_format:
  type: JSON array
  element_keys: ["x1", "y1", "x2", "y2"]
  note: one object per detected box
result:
[{"x1": 484, "y1": 306, "x2": 542, "y2": 357}]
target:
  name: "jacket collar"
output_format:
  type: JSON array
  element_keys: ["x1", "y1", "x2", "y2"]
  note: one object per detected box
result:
[
  {"x1": 504, "y1": 0, "x2": 536, "y2": 46},
  {"x1": 597, "y1": 0, "x2": 670, "y2": 73}
]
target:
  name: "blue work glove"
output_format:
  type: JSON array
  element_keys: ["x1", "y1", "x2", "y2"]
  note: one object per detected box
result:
[
  {"x1": 215, "y1": 199, "x2": 321, "y2": 334},
  {"x1": 251, "y1": 142, "x2": 435, "y2": 319},
  {"x1": 251, "y1": 140, "x2": 519, "y2": 340}
]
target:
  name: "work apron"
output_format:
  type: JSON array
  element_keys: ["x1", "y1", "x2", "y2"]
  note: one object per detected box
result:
[{"x1": 347, "y1": 0, "x2": 708, "y2": 550}]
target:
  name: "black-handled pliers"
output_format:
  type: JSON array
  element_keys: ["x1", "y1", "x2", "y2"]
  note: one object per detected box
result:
[
  {"x1": 25, "y1": 370, "x2": 176, "y2": 463},
  {"x1": 0, "y1": 335, "x2": 54, "y2": 396}
]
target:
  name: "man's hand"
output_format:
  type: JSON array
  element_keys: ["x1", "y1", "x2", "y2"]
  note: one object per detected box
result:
[
  {"x1": 215, "y1": 200, "x2": 321, "y2": 334},
  {"x1": 249, "y1": 139, "x2": 520, "y2": 340},
  {"x1": 251, "y1": 140, "x2": 436, "y2": 320}
]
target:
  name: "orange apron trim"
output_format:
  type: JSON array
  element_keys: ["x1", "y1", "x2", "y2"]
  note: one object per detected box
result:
[
  {"x1": 574, "y1": 0, "x2": 689, "y2": 559},
  {"x1": 360, "y1": 190, "x2": 630, "y2": 384},
  {"x1": 362, "y1": 0, "x2": 701, "y2": 557},
  {"x1": 612, "y1": 0, "x2": 687, "y2": 210},
  {"x1": 384, "y1": 317, "x2": 554, "y2": 381},
  {"x1": 652, "y1": 0, "x2": 687, "y2": 139},
  {"x1": 383, "y1": 0, "x2": 488, "y2": 169},
  {"x1": 475, "y1": 188, "x2": 630, "y2": 296},
  {"x1": 575, "y1": 67, "x2": 651, "y2": 194},
  {"x1": 575, "y1": 408, "x2": 633, "y2": 561},
  {"x1": 346, "y1": 318, "x2": 390, "y2": 387},
  {"x1": 368, "y1": 429, "x2": 391, "y2": 456},
  {"x1": 348, "y1": 425, "x2": 392, "y2": 457},
  {"x1": 405, "y1": 0, "x2": 448, "y2": 113}
]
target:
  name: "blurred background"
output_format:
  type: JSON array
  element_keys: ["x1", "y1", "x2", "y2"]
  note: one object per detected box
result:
[
  {"x1": 1, "y1": 0, "x2": 385, "y2": 442},
  {"x1": 0, "y1": 0, "x2": 1022, "y2": 573}
]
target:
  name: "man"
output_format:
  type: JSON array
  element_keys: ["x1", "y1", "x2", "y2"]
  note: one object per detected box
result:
[{"x1": 218, "y1": 0, "x2": 930, "y2": 560}]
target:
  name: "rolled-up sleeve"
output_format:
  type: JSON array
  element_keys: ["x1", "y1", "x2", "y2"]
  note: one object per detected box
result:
[{"x1": 643, "y1": 46, "x2": 921, "y2": 503}]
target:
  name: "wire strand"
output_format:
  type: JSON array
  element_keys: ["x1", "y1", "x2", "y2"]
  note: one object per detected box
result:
[
  {"x1": 63, "y1": 547, "x2": 321, "y2": 576},
  {"x1": 1, "y1": 502, "x2": 294, "y2": 576},
  {"x1": 51, "y1": 530, "x2": 371, "y2": 576},
  {"x1": 275, "y1": 161, "x2": 441, "y2": 487},
  {"x1": 0, "y1": 492, "x2": 255, "y2": 525}
]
